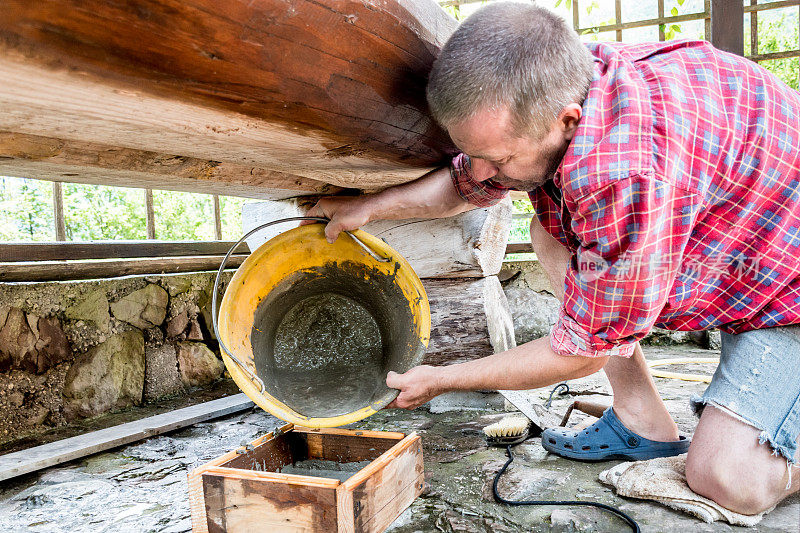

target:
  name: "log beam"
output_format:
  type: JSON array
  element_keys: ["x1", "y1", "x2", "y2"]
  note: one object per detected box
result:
[
  {"x1": 0, "y1": 0, "x2": 458, "y2": 191},
  {"x1": 242, "y1": 197, "x2": 513, "y2": 278},
  {"x1": 423, "y1": 276, "x2": 515, "y2": 366},
  {"x1": 0, "y1": 132, "x2": 339, "y2": 199}
]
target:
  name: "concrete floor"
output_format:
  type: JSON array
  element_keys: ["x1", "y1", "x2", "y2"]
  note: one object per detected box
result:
[{"x1": 1, "y1": 345, "x2": 798, "y2": 532}]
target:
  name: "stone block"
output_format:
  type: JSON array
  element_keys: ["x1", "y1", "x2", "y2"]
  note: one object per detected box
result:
[
  {"x1": 166, "y1": 310, "x2": 189, "y2": 338},
  {"x1": 162, "y1": 275, "x2": 193, "y2": 297},
  {"x1": 30, "y1": 316, "x2": 71, "y2": 374},
  {"x1": 503, "y1": 285, "x2": 560, "y2": 345},
  {"x1": 0, "y1": 308, "x2": 37, "y2": 372},
  {"x1": 111, "y1": 284, "x2": 168, "y2": 329},
  {"x1": 62, "y1": 330, "x2": 145, "y2": 419},
  {"x1": 143, "y1": 343, "x2": 184, "y2": 402},
  {"x1": 0, "y1": 305, "x2": 9, "y2": 330},
  {"x1": 65, "y1": 289, "x2": 110, "y2": 331},
  {"x1": 186, "y1": 317, "x2": 204, "y2": 341},
  {"x1": 176, "y1": 342, "x2": 223, "y2": 387}
]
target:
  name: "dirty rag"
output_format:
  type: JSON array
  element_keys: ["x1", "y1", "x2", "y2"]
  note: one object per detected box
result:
[{"x1": 598, "y1": 454, "x2": 774, "y2": 527}]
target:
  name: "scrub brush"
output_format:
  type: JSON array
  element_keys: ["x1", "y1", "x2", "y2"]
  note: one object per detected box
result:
[{"x1": 483, "y1": 412, "x2": 533, "y2": 446}]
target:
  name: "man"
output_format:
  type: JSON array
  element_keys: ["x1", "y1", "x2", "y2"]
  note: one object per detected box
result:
[{"x1": 306, "y1": 2, "x2": 800, "y2": 515}]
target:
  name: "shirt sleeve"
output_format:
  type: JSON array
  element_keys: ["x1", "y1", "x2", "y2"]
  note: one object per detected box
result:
[
  {"x1": 550, "y1": 173, "x2": 703, "y2": 358},
  {"x1": 450, "y1": 153, "x2": 510, "y2": 207}
]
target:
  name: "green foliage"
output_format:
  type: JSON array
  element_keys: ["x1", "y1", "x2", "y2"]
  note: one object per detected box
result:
[
  {"x1": 0, "y1": 176, "x2": 249, "y2": 243},
  {"x1": 63, "y1": 183, "x2": 146, "y2": 240},
  {"x1": 509, "y1": 197, "x2": 534, "y2": 243},
  {"x1": 753, "y1": 11, "x2": 800, "y2": 90},
  {"x1": 442, "y1": 4, "x2": 463, "y2": 20},
  {"x1": 152, "y1": 190, "x2": 214, "y2": 241},
  {"x1": 0, "y1": 177, "x2": 54, "y2": 241}
]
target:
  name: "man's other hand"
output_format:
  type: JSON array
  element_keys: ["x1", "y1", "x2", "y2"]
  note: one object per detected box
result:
[
  {"x1": 303, "y1": 196, "x2": 372, "y2": 243},
  {"x1": 385, "y1": 365, "x2": 444, "y2": 410}
]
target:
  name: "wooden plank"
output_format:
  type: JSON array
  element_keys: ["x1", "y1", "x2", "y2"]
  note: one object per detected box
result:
[
  {"x1": 0, "y1": 132, "x2": 338, "y2": 200},
  {"x1": 189, "y1": 423, "x2": 294, "y2": 533},
  {"x1": 201, "y1": 465, "x2": 341, "y2": 489},
  {"x1": 575, "y1": 11, "x2": 708, "y2": 35},
  {"x1": 221, "y1": 431, "x2": 296, "y2": 473},
  {"x1": 213, "y1": 195, "x2": 223, "y2": 241},
  {"x1": 243, "y1": 197, "x2": 513, "y2": 278},
  {"x1": 296, "y1": 429, "x2": 404, "y2": 464},
  {"x1": 748, "y1": 50, "x2": 800, "y2": 62},
  {"x1": 341, "y1": 433, "x2": 424, "y2": 533},
  {"x1": 202, "y1": 472, "x2": 339, "y2": 532},
  {"x1": 711, "y1": 0, "x2": 744, "y2": 56},
  {"x1": 743, "y1": 0, "x2": 800, "y2": 14},
  {"x1": 52, "y1": 181, "x2": 66, "y2": 241},
  {"x1": 0, "y1": 393, "x2": 254, "y2": 482},
  {"x1": 0, "y1": 0, "x2": 458, "y2": 190},
  {"x1": 751, "y1": 0, "x2": 758, "y2": 57},
  {"x1": 294, "y1": 427, "x2": 406, "y2": 441},
  {"x1": 145, "y1": 189, "x2": 156, "y2": 240},
  {"x1": 358, "y1": 471, "x2": 424, "y2": 533},
  {"x1": 0, "y1": 240, "x2": 249, "y2": 262},
  {"x1": 506, "y1": 242, "x2": 534, "y2": 254},
  {"x1": 0, "y1": 255, "x2": 248, "y2": 282}
]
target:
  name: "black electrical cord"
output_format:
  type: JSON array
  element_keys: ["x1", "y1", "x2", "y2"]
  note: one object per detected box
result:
[{"x1": 492, "y1": 444, "x2": 641, "y2": 533}]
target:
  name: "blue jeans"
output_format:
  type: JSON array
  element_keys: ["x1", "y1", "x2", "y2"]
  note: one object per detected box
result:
[{"x1": 691, "y1": 325, "x2": 800, "y2": 464}]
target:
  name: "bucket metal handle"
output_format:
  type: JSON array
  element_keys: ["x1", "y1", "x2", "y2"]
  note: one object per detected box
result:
[{"x1": 212, "y1": 216, "x2": 391, "y2": 394}]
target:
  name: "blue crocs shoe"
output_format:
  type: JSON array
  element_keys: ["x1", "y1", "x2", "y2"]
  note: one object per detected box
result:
[{"x1": 541, "y1": 407, "x2": 690, "y2": 461}]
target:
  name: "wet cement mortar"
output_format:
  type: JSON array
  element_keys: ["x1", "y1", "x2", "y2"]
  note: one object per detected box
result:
[{"x1": 1, "y1": 345, "x2": 798, "y2": 532}]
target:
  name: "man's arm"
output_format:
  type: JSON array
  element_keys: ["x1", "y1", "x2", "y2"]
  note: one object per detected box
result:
[
  {"x1": 306, "y1": 166, "x2": 474, "y2": 242},
  {"x1": 385, "y1": 335, "x2": 608, "y2": 409}
]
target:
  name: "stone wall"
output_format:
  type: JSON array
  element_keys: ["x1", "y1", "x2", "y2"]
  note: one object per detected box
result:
[{"x1": 0, "y1": 272, "x2": 232, "y2": 446}]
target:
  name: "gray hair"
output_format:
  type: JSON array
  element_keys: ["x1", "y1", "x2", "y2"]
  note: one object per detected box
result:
[{"x1": 427, "y1": 2, "x2": 594, "y2": 138}]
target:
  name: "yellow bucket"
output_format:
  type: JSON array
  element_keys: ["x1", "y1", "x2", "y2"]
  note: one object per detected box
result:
[{"x1": 212, "y1": 217, "x2": 430, "y2": 428}]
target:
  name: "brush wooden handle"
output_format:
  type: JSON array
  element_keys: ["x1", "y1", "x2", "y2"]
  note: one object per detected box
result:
[{"x1": 559, "y1": 399, "x2": 611, "y2": 426}]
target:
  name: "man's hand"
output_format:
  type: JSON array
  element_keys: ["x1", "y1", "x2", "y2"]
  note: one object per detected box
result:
[
  {"x1": 303, "y1": 167, "x2": 474, "y2": 243},
  {"x1": 304, "y1": 196, "x2": 373, "y2": 243},
  {"x1": 385, "y1": 365, "x2": 444, "y2": 410}
]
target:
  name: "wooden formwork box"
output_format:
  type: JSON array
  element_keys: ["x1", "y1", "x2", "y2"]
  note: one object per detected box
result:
[{"x1": 188, "y1": 424, "x2": 424, "y2": 532}]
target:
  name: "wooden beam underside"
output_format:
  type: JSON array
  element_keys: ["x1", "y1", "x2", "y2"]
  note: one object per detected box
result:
[
  {"x1": 0, "y1": 0, "x2": 458, "y2": 193},
  {"x1": 0, "y1": 132, "x2": 340, "y2": 200}
]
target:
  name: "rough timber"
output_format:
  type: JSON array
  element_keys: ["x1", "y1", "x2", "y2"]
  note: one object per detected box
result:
[{"x1": 0, "y1": 0, "x2": 458, "y2": 198}]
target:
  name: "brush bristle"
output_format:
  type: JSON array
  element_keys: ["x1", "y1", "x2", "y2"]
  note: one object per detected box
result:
[{"x1": 483, "y1": 413, "x2": 531, "y2": 439}]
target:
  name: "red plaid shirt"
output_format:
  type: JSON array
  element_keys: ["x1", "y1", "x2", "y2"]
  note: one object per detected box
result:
[{"x1": 452, "y1": 40, "x2": 800, "y2": 358}]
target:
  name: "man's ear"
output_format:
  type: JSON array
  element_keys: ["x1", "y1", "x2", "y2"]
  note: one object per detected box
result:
[{"x1": 558, "y1": 103, "x2": 583, "y2": 141}]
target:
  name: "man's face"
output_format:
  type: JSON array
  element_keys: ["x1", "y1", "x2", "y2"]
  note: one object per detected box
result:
[{"x1": 447, "y1": 106, "x2": 579, "y2": 191}]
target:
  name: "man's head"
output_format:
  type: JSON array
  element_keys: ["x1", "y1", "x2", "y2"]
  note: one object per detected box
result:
[{"x1": 427, "y1": 2, "x2": 594, "y2": 190}]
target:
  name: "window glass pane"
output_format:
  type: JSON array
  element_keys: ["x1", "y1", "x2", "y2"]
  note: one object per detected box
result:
[
  {"x1": 757, "y1": 7, "x2": 800, "y2": 54},
  {"x1": 153, "y1": 190, "x2": 214, "y2": 241},
  {"x1": 759, "y1": 57, "x2": 800, "y2": 90},
  {"x1": 666, "y1": 18, "x2": 705, "y2": 40},
  {"x1": 219, "y1": 196, "x2": 262, "y2": 241},
  {"x1": 580, "y1": 29, "x2": 617, "y2": 42},
  {"x1": 622, "y1": 2, "x2": 658, "y2": 23},
  {"x1": 63, "y1": 183, "x2": 146, "y2": 241},
  {"x1": 509, "y1": 198, "x2": 534, "y2": 243},
  {"x1": 623, "y1": 25, "x2": 661, "y2": 42},
  {"x1": 665, "y1": 0, "x2": 706, "y2": 16},
  {"x1": 0, "y1": 176, "x2": 54, "y2": 242},
  {"x1": 579, "y1": 0, "x2": 617, "y2": 30}
]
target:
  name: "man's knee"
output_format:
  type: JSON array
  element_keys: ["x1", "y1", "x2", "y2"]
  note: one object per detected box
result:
[{"x1": 686, "y1": 445, "x2": 779, "y2": 515}]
